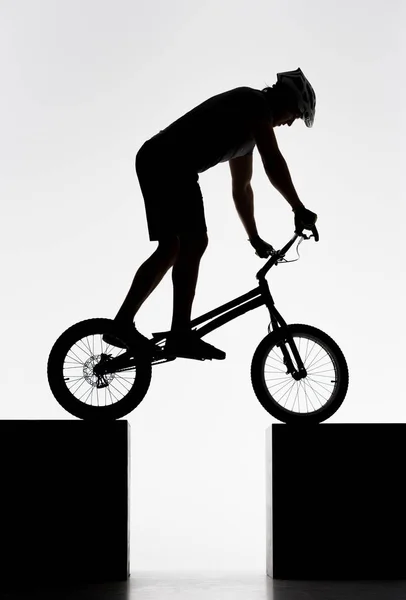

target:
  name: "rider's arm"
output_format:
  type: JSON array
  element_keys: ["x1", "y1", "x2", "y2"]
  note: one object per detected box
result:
[
  {"x1": 252, "y1": 120, "x2": 304, "y2": 212},
  {"x1": 229, "y1": 154, "x2": 258, "y2": 239}
]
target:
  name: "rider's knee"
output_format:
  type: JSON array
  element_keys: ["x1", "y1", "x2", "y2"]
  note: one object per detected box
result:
[
  {"x1": 178, "y1": 230, "x2": 208, "y2": 256},
  {"x1": 156, "y1": 236, "x2": 180, "y2": 261}
]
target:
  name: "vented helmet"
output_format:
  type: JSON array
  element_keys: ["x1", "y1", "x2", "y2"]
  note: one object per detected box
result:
[{"x1": 276, "y1": 67, "x2": 316, "y2": 127}]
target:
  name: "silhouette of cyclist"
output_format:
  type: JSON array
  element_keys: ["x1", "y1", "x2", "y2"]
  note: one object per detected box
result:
[{"x1": 106, "y1": 68, "x2": 318, "y2": 360}]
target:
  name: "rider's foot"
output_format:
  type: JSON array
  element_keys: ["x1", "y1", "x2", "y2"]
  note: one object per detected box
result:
[
  {"x1": 103, "y1": 321, "x2": 156, "y2": 354},
  {"x1": 164, "y1": 329, "x2": 226, "y2": 360}
]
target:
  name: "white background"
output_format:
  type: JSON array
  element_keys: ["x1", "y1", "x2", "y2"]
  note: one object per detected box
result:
[{"x1": 1, "y1": 0, "x2": 404, "y2": 573}]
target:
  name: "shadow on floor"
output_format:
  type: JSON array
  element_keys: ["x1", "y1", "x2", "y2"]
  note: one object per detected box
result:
[{"x1": 2, "y1": 573, "x2": 406, "y2": 600}]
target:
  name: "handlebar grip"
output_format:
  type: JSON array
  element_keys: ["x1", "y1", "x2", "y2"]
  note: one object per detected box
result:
[{"x1": 294, "y1": 207, "x2": 319, "y2": 241}]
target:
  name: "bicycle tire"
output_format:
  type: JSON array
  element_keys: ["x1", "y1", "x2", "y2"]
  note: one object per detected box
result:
[
  {"x1": 251, "y1": 323, "x2": 349, "y2": 424},
  {"x1": 47, "y1": 318, "x2": 152, "y2": 420}
]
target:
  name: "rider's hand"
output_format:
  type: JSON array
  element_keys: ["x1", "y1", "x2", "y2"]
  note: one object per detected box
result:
[
  {"x1": 294, "y1": 206, "x2": 319, "y2": 241},
  {"x1": 249, "y1": 235, "x2": 275, "y2": 258}
]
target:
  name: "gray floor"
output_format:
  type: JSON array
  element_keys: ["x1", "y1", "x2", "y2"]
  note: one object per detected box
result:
[{"x1": 3, "y1": 573, "x2": 406, "y2": 600}]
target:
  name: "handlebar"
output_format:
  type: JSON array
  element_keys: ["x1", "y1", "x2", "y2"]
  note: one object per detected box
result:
[
  {"x1": 256, "y1": 225, "x2": 318, "y2": 281},
  {"x1": 277, "y1": 232, "x2": 300, "y2": 256},
  {"x1": 278, "y1": 223, "x2": 318, "y2": 256}
]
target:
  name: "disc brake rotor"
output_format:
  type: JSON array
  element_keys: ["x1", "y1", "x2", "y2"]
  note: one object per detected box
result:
[{"x1": 83, "y1": 355, "x2": 115, "y2": 389}]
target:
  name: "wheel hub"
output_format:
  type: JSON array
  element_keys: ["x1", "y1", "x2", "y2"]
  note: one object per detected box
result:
[
  {"x1": 83, "y1": 355, "x2": 115, "y2": 388},
  {"x1": 292, "y1": 368, "x2": 307, "y2": 381}
]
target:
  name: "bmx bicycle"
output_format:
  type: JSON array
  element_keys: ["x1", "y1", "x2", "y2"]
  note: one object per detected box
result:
[{"x1": 47, "y1": 227, "x2": 349, "y2": 423}]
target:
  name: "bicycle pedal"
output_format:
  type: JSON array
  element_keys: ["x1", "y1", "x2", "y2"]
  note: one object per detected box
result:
[{"x1": 152, "y1": 356, "x2": 176, "y2": 365}]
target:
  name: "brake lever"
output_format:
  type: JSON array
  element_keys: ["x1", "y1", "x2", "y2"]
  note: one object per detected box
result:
[{"x1": 295, "y1": 225, "x2": 319, "y2": 242}]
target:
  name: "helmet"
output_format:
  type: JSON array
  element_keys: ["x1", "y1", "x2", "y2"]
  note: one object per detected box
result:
[{"x1": 276, "y1": 67, "x2": 316, "y2": 127}]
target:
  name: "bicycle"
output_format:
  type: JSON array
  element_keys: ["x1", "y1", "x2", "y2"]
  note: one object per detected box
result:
[{"x1": 47, "y1": 227, "x2": 349, "y2": 423}]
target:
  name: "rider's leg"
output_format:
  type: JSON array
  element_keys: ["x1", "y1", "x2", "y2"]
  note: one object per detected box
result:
[
  {"x1": 114, "y1": 236, "x2": 180, "y2": 325},
  {"x1": 167, "y1": 231, "x2": 226, "y2": 359},
  {"x1": 170, "y1": 231, "x2": 208, "y2": 333}
]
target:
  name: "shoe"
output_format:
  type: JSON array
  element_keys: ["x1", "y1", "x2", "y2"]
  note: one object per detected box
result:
[
  {"x1": 103, "y1": 322, "x2": 156, "y2": 354},
  {"x1": 164, "y1": 330, "x2": 226, "y2": 360}
]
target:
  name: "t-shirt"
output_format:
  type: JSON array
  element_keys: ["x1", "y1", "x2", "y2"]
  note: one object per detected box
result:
[{"x1": 146, "y1": 87, "x2": 273, "y2": 174}]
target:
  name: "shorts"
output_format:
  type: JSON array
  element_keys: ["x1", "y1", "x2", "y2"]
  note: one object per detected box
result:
[{"x1": 135, "y1": 141, "x2": 207, "y2": 242}]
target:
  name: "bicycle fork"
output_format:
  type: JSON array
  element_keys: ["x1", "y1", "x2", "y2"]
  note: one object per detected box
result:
[
  {"x1": 276, "y1": 328, "x2": 307, "y2": 381},
  {"x1": 262, "y1": 282, "x2": 307, "y2": 381}
]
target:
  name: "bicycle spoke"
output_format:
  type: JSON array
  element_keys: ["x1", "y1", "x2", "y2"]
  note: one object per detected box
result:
[
  {"x1": 306, "y1": 376, "x2": 335, "y2": 396},
  {"x1": 282, "y1": 380, "x2": 297, "y2": 408},
  {"x1": 300, "y1": 379, "x2": 320, "y2": 411},
  {"x1": 291, "y1": 383, "x2": 300, "y2": 411},
  {"x1": 302, "y1": 377, "x2": 329, "y2": 403},
  {"x1": 265, "y1": 355, "x2": 285, "y2": 370},
  {"x1": 265, "y1": 351, "x2": 287, "y2": 374},
  {"x1": 75, "y1": 337, "x2": 91, "y2": 357},
  {"x1": 300, "y1": 379, "x2": 312, "y2": 412},
  {"x1": 107, "y1": 385, "x2": 117, "y2": 405},
  {"x1": 81, "y1": 384, "x2": 95, "y2": 405},
  {"x1": 307, "y1": 358, "x2": 332, "y2": 371},
  {"x1": 67, "y1": 347, "x2": 87, "y2": 365},
  {"x1": 115, "y1": 374, "x2": 135, "y2": 391},
  {"x1": 115, "y1": 373, "x2": 136, "y2": 382},
  {"x1": 106, "y1": 384, "x2": 121, "y2": 404},
  {"x1": 307, "y1": 368, "x2": 335, "y2": 377},
  {"x1": 67, "y1": 376, "x2": 88, "y2": 396},
  {"x1": 307, "y1": 376, "x2": 335, "y2": 384},
  {"x1": 82, "y1": 335, "x2": 94, "y2": 356},
  {"x1": 274, "y1": 378, "x2": 297, "y2": 408},
  {"x1": 268, "y1": 376, "x2": 296, "y2": 396},
  {"x1": 303, "y1": 337, "x2": 312, "y2": 364},
  {"x1": 265, "y1": 366, "x2": 286, "y2": 374},
  {"x1": 107, "y1": 380, "x2": 127, "y2": 398},
  {"x1": 305, "y1": 347, "x2": 325, "y2": 371}
]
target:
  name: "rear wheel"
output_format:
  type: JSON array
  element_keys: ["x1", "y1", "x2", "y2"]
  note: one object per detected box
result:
[
  {"x1": 47, "y1": 318, "x2": 152, "y2": 420},
  {"x1": 251, "y1": 324, "x2": 348, "y2": 423}
]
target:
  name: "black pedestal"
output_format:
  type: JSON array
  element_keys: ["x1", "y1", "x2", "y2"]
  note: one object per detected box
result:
[
  {"x1": 267, "y1": 424, "x2": 406, "y2": 580},
  {"x1": 0, "y1": 420, "x2": 130, "y2": 588}
]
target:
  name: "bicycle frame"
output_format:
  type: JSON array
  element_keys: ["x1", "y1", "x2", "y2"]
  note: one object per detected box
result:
[
  {"x1": 152, "y1": 232, "x2": 301, "y2": 344},
  {"x1": 99, "y1": 232, "x2": 308, "y2": 376},
  {"x1": 150, "y1": 232, "x2": 308, "y2": 376},
  {"x1": 153, "y1": 272, "x2": 282, "y2": 344}
]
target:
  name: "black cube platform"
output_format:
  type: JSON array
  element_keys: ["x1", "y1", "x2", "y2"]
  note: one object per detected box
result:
[
  {"x1": 266, "y1": 424, "x2": 406, "y2": 580},
  {"x1": 0, "y1": 420, "x2": 130, "y2": 588}
]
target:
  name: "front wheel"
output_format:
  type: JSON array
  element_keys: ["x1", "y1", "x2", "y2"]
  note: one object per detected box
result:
[{"x1": 251, "y1": 324, "x2": 349, "y2": 424}]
